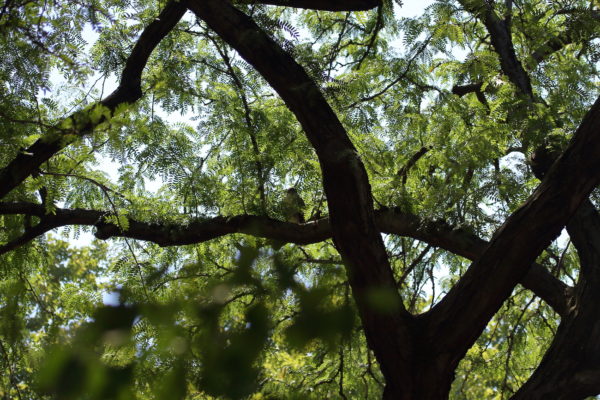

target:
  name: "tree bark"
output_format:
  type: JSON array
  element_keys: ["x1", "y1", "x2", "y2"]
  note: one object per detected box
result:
[
  {"x1": 408, "y1": 95, "x2": 600, "y2": 399},
  {"x1": 185, "y1": 1, "x2": 417, "y2": 397},
  {"x1": 512, "y1": 200, "x2": 600, "y2": 399},
  {"x1": 0, "y1": 1, "x2": 187, "y2": 199},
  {"x1": 458, "y1": 0, "x2": 533, "y2": 99},
  {"x1": 0, "y1": 201, "x2": 570, "y2": 317}
]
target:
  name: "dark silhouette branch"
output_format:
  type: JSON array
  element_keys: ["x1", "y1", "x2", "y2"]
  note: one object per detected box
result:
[
  {"x1": 0, "y1": 201, "x2": 570, "y2": 317},
  {"x1": 456, "y1": 8, "x2": 600, "y2": 99},
  {"x1": 0, "y1": 204, "x2": 106, "y2": 255},
  {"x1": 512, "y1": 200, "x2": 600, "y2": 399},
  {"x1": 530, "y1": 10, "x2": 600, "y2": 66},
  {"x1": 451, "y1": 82, "x2": 489, "y2": 107},
  {"x1": 513, "y1": 146, "x2": 600, "y2": 399},
  {"x1": 185, "y1": 2, "x2": 414, "y2": 396},
  {"x1": 458, "y1": 0, "x2": 533, "y2": 98},
  {"x1": 424, "y1": 95, "x2": 600, "y2": 387},
  {"x1": 0, "y1": 1, "x2": 187, "y2": 200}
]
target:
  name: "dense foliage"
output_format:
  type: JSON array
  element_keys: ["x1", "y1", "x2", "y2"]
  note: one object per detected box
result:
[{"x1": 1, "y1": 0, "x2": 600, "y2": 398}]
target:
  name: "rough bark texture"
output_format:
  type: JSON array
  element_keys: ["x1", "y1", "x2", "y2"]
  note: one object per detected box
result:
[
  {"x1": 511, "y1": 148, "x2": 600, "y2": 399},
  {"x1": 512, "y1": 200, "x2": 600, "y2": 399},
  {"x1": 0, "y1": 1, "x2": 187, "y2": 200},
  {"x1": 483, "y1": 14, "x2": 533, "y2": 98}
]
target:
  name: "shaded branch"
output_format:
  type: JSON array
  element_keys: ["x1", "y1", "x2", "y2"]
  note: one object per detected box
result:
[
  {"x1": 459, "y1": 0, "x2": 533, "y2": 98},
  {"x1": 451, "y1": 82, "x2": 489, "y2": 107},
  {"x1": 185, "y1": 2, "x2": 413, "y2": 396},
  {"x1": 0, "y1": 202, "x2": 570, "y2": 316},
  {"x1": 513, "y1": 200, "x2": 600, "y2": 399},
  {"x1": 530, "y1": 11, "x2": 600, "y2": 66},
  {"x1": 0, "y1": 204, "x2": 105, "y2": 254},
  {"x1": 455, "y1": 10, "x2": 600, "y2": 100},
  {"x1": 425, "y1": 94, "x2": 600, "y2": 374},
  {"x1": 0, "y1": 1, "x2": 187, "y2": 199},
  {"x1": 397, "y1": 146, "x2": 431, "y2": 185},
  {"x1": 513, "y1": 144, "x2": 600, "y2": 399}
]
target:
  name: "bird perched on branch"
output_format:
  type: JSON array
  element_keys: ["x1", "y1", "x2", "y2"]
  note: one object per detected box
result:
[{"x1": 282, "y1": 187, "x2": 305, "y2": 224}]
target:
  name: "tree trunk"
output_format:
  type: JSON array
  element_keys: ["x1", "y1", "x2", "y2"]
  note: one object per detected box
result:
[{"x1": 512, "y1": 200, "x2": 600, "y2": 399}]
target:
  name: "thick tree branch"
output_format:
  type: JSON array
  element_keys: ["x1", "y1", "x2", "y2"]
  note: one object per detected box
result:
[
  {"x1": 424, "y1": 95, "x2": 600, "y2": 383},
  {"x1": 459, "y1": 0, "x2": 533, "y2": 98},
  {"x1": 454, "y1": 11, "x2": 600, "y2": 99},
  {"x1": 451, "y1": 82, "x2": 483, "y2": 97},
  {"x1": 0, "y1": 1, "x2": 187, "y2": 199},
  {"x1": 513, "y1": 200, "x2": 600, "y2": 399},
  {"x1": 531, "y1": 34, "x2": 575, "y2": 66},
  {"x1": 0, "y1": 202, "x2": 570, "y2": 316},
  {"x1": 0, "y1": 220, "x2": 64, "y2": 255},
  {"x1": 235, "y1": 0, "x2": 381, "y2": 11},
  {"x1": 451, "y1": 82, "x2": 489, "y2": 107},
  {"x1": 379, "y1": 209, "x2": 570, "y2": 317},
  {"x1": 0, "y1": 204, "x2": 105, "y2": 254},
  {"x1": 511, "y1": 147, "x2": 600, "y2": 399},
  {"x1": 530, "y1": 10, "x2": 600, "y2": 66},
  {"x1": 185, "y1": 3, "x2": 415, "y2": 396}
]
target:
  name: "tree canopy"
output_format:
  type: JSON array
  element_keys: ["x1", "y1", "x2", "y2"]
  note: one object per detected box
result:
[{"x1": 1, "y1": 0, "x2": 600, "y2": 398}]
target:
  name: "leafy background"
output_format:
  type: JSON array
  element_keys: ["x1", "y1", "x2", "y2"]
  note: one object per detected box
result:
[{"x1": 0, "y1": 0, "x2": 598, "y2": 398}]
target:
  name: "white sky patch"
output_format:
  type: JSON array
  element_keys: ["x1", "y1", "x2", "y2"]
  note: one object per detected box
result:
[{"x1": 396, "y1": 0, "x2": 435, "y2": 18}]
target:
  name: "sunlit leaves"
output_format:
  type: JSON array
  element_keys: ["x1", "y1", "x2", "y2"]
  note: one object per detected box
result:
[{"x1": 1, "y1": 0, "x2": 599, "y2": 398}]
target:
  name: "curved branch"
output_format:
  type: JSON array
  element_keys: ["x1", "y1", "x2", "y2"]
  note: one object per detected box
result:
[
  {"x1": 425, "y1": 95, "x2": 600, "y2": 377},
  {"x1": 378, "y1": 209, "x2": 571, "y2": 317},
  {"x1": 451, "y1": 82, "x2": 489, "y2": 107},
  {"x1": 0, "y1": 1, "x2": 187, "y2": 200},
  {"x1": 0, "y1": 204, "x2": 105, "y2": 254},
  {"x1": 0, "y1": 220, "x2": 62, "y2": 255},
  {"x1": 459, "y1": 0, "x2": 533, "y2": 98},
  {"x1": 185, "y1": 1, "x2": 412, "y2": 396},
  {"x1": 0, "y1": 202, "x2": 570, "y2": 316},
  {"x1": 513, "y1": 200, "x2": 600, "y2": 399},
  {"x1": 512, "y1": 147, "x2": 600, "y2": 398},
  {"x1": 530, "y1": 11, "x2": 600, "y2": 66}
]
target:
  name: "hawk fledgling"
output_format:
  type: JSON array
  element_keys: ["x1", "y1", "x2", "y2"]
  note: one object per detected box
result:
[{"x1": 282, "y1": 188, "x2": 305, "y2": 223}]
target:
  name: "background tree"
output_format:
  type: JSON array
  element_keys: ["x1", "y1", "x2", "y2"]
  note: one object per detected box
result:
[{"x1": 1, "y1": 0, "x2": 600, "y2": 399}]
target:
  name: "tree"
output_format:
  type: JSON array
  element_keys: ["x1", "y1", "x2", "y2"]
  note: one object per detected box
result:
[{"x1": 1, "y1": 0, "x2": 600, "y2": 398}]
